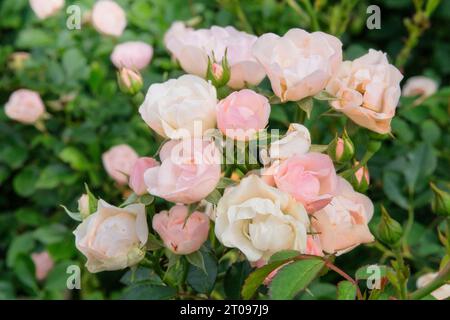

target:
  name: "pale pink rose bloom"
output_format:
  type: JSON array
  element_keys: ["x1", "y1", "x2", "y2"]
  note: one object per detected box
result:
[
  {"x1": 144, "y1": 139, "x2": 221, "y2": 204},
  {"x1": 326, "y1": 49, "x2": 403, "y2": 134},
  {"x1": 253, "y1": 28, "x2": 342, "y2": 102},
  {"x1": 402, "y1": 76, "x2": 438, "y2": 105},
  {"x1": 153, "y1": 205, "x2": 210, "y2": 255},
  {"x1": 74, "y1": 200, "x2": 148, "y2": 272},
  {"x1": 311, "y1": 177, "x2": 374, "y2": 255},
  {"x1": 416, "y1": 272, "x2": 450, "y2": 300},
  {"x1": 111, "y1": 41, "x2": 153, "y2": 70},
  {"x1": 164, "y1": 22, "x2": 265, "y2": 89},
  {"x1": 91, "y1": 0, "x2": 127, "y2": 37},
  {"x1": 217, "y1": 89, "x2": 270, "y2": 140},
  {"x1": 128, "y1": 157, "x2": 159, "y2": 196},
  {"x1": 31, "y1": 251, "x2": 54, "y2": 280},
  {"x1": 5, "y1": 89, "x2": 45, "y2": 124},
  {"x1": 102, "y1": 144, "x2": 139, "y2": 185},
  {"x1": 268, "y1": 153, "x2": 338, "y2": 213},
  {"x1": 29, "y1": 0, "x2": 64, "y2": 19}
]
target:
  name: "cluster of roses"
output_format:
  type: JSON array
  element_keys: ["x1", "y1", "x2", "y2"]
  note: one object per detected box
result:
[{"x1": 66, "y1": 18, "x2": 410, "y2": 274}]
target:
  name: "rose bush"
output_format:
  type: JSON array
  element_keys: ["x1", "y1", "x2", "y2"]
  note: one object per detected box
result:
[{"x1": 0, "y1": 0, "x2": 449, "y2": 301}]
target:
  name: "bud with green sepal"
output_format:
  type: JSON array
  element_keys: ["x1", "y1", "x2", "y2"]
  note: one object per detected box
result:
[
  {"x1": 328, "y1": 129, "x2": 355, "y2": 163},
  {"x1": 377, "y1": 206, "x2": 403, "y2": 247},
  {"x1": 206, "y1": 49, "x2": 231, "y2": 88},
  {"x1": 349, "y1": 161, "x2": 370, "y2": 193},
  {"x1": 430, "y1": 182, "x2": 450, "y2": 217},
  {"x1": 117, "y1": 68, "x2": 143, "y2": 96}
]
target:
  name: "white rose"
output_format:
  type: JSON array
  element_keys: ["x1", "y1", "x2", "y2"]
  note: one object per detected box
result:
[
  {"x1": 74, "y1": 200, "x2": 148, "y2": 273},
  {"x1": 139, "y1": 75, "x2": 217, "y2": 139},
  {"x1": 416, "y1": 272, "x2": 450, "y2": 300},
  {"x1": 214, "y1": 175, "x2": 310, "y2": 262},
  {"x1": 269, "y1": 123, "x2": 311, "y2": 160}
]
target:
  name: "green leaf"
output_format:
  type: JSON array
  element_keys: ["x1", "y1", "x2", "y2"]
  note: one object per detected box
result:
[
  {"x1": 59, "y1": 147, "x2": 90, "y2": 171},
  {"x1": 355, "y1": 265, "x2": 390, "y2": 280},
  {"x1": 297, "y1": 97, "x2": 313, "y2": 118},
  {"x1": 0, "y1": 144, "x2": 27, "y2": 169},
  {"x1": 187, "y1": 249, "x2": 217, "y2": 294},
  {"x1": 241, "y1": 260, "x2": 287, "y2": 300},
  {"x1": 121, "y1": 283, "x2": 176, "y2": 300},
  {"x1": 403, "y1": 143, "x2": 437, "y2": 193},
  {"x1": 186, "y1": 251, "x2": 206, "y2": 274},
  {"x1": 204, "y1": 189, "x2": 222, "y2": 205},
  {"x1": 224, "y1": 261, "x2": 252, "y2": 299},
  {"x1": 15, "y1": 208, "x2": 45, "y2": 226},
  {"x1": 60, "y1": 205, "x2": 82, "y2": 222},
  {"x1": 7, "y1": 233, "x2": 35, "y2": 267},
  {"x1": 120, "y1": 267, "x2": 164, "y2": 286},
  {"x1": 382, "y1": 171, "x2": 408, "y2": 209},
  {"x1": 146, "y1": 233, "x2": 163, "y2": 251},
  {"x1": 337, "y1": 281, "x2": 357, "y2": 300},
  {"x1": 269, "y1": 258, "x2": 325, "y2": 300},
  {"x1": 268, "y1": 250, "x2": 300, "y2": 263},
  {"x1": 15, "y1": 29, "x2": 53, "y2": 48},
  {"x1": 139, "y1": 194, "x2": 154, "y2": 206},
  {"x1": 314, "y1": 91, "x2": 337, "y2": 101},
  {"x1": 44, "y1": 261, "x2": 77, "y2": 292},
  {"x1": 13, "y1": 255, "x2": 38, "y2": 294},
  {"x1": 120, "y1": 192, "x2": 138, "y2": 207},
  {"x1": 35, "y1": 164, "x2": 68, "y2": 189},
  {"x1": 33, "y1": 224, "x2": 67, "y2": 245},
  {"x1": 84, "y1": 183, "x2": 98, "y2": 214},
  {"x1": 13, "y1": 166, "x2": 39, "y2": 197},
  {"x1": 62, "y1": 48, "x2": 88, "y2": 81},
  {"x1": 420, "y1": 120, "x2": 441, "y2": 145}
]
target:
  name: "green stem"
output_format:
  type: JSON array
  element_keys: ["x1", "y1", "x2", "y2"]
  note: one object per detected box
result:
[
  {"x1": 285, "y1": 0, "x2": 310, "y2": 21},
  {"x1": 393, "y1": 247, "x2": 408, "y2": 300},
  {"x1": 402, "y1": 192, "x2": 415, "y2": 254},
  {"x1": 301, "y1": 0, "x2": 320, "y2": 31},
  {"x1": 409, "y1": 262, "x2": 450, "y2": 300},
  {"x1": 340, "y1": 149, "x2": 374, "y2": 179},
  {"x1": 233, "y1": 0, "x2": 253, "y2": 33}
]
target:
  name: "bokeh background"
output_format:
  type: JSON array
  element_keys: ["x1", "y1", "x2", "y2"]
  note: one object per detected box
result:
[{"x1": 0, "y1": 0, "x2": 449, "y2": 299}]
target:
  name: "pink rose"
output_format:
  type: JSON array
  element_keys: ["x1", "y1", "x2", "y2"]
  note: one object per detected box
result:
[
  {"x1": 111, "y1": 41, "x2": 153, "y2": 70},
  {"x1": 29, "y1": 0, "x2": 64, "y2": 20},
  {"x1": 153, "y1": 205, "x2": 210, "y2": 255},
  {"x1": 102, "y1": 144, "x2": 139, "y2": 185},
  {"x1": 402, "y1": 76, "x2": 438, "y2": 98},
  {"x1": 164, "y1": 22, "x2": 265, "y2": 89},
  {"x1": 326, "y1": 49, "x2": 403, "y2": 134},
  {"x1": 128, "y1": 157, "x2": 159, "y2": 196},
  {"x1": 253, "y1": 28, "x2": 342, "y2": 102},
  {"x1": 267, "y1": 153, "x2": 338, "y2": 213},
  {"x1": 91, "y1": 0, "x2": 126, "y2": 37},
  {"x1": 5, "y1": 89, "x2": 45, "y2": 124},
  {"x1": 217, "y1": 89, "x2": 270, "y2": 140},
  {"x1": 144, "y1": 139, "x2": 221, "y2": 204},
  {"x1": 311, "y1": 177, "x2": 374, "y2": 254},
  {"x1": 31, "y1": 251, "x2": 54, "y2": 280}
]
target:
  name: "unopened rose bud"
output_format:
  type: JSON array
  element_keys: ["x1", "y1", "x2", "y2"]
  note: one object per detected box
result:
[
  {"x1": 206, "y1": 53, "x2": 230, "y2": 88},
  {"x1": 328, "y1": 130, "x2": 354, "y2": 163},
  {"x1": 77, "y1": 194, "x2": 90, "y2": 219},
  {"x1": 8, "y1": 52, "x2": 30, "y2": 71},
  {"x1": 430, "y1": 182, "x2": 450, "y2": 217},
  {"x1": 377, "y1": 206, "x2": 403, "y2": 247},
  {"x1": 117, "y1": 68, "x2": 143, "y2": 95},
  {"x1": 350, "y1": 161, "x2": 370, "y2": 193}
]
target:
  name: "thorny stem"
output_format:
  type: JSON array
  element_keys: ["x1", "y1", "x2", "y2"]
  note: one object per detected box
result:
[
  {"x1": 393, "y1": 247, "x2": 408, "y2": 300},
  {"x1": 325, "y1": 260, "x2": 364, "y2": 300},
  {"x1": 409, "y1": 262, "x2": 450, "y2": 300}
]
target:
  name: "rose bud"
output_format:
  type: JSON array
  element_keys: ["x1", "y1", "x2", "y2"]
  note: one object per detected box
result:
[
  {"x1": 31, "y1": 251, "x2": 54, "y2": 281},
  {"x1": 77, "y1": 194, "x2": 90, "y2": 219},
  {"x1": 91, "y1": 0, "x2": 127, "y2": 37},
  {"x1": 152, "y1": 205, "x2": 210, "y2": 255},
  {"x1": 376, "y1": 206, "x2": 403, "y2": 247},
  {"x1": 8, "y1": 52, "x2": 30, "y2": 71},
  {"x1": 117, "y1": 68, "x2": 143, "y2": 96},
  {"x1": 430, "y1": 182, "x2": 450, "y2": 217},
  {"x1": 206, "y1": 53, "x2": 230, "y2": 88},
  {"x1": 328, "y1": 130, "x2": 354, "y2": 163},
  {"x1": 350, "y1": 162, "x2": 370, "y2": 193},
  {"x1": 128, "y1": 157, "x2": 159, "y2": 196},
  {"x1": 5, "y1": 89, "x2": 45, "y2": 124}
]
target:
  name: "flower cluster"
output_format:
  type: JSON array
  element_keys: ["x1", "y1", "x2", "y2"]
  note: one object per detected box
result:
[{"x1": 63, "y1": 21, "x2": 405, "y2": 275}]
